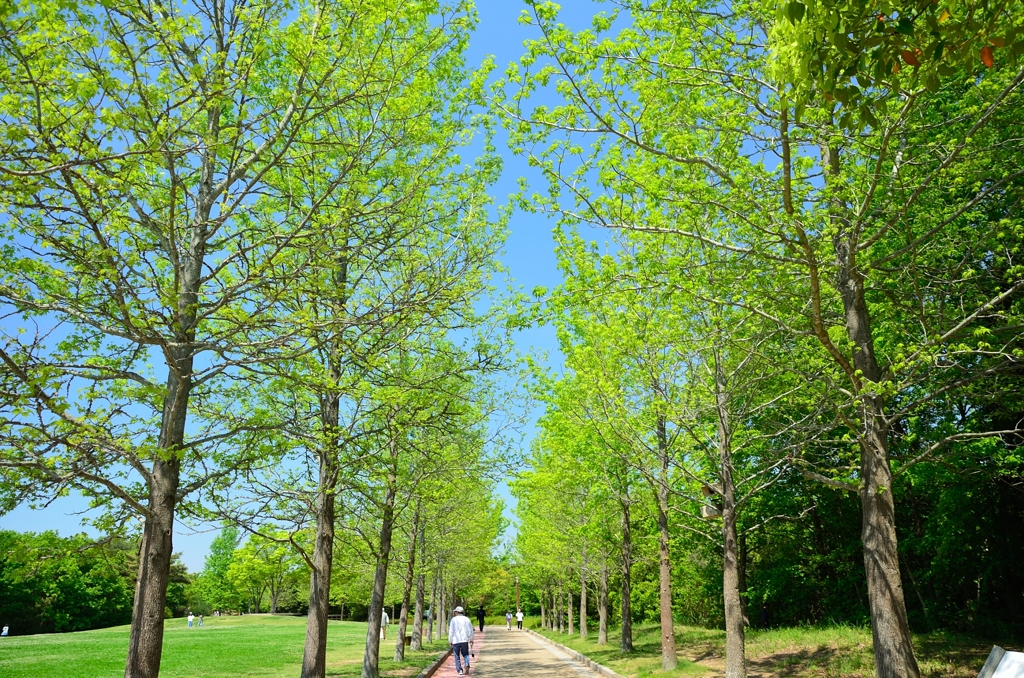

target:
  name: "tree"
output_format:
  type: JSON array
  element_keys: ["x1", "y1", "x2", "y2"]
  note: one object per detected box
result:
[
  {"x1": 497, "y1": 2, "x2": 1024, "y2": 676},
  {"x1": 225, "y1": 532, "x2": 299, "y2": 613},
  {"x1": 770, "y1": 0, "x2": 1024, "y2": 129},
  {"x1": 191, "y1": 526, "x2": 242, "y2": 613},
  {"x1": 0, "y1": 1, "x2": 400, "y2": 674},
  {"x1": 182, "y1": 2, "x2": 513, "y2": 671},
  {"x1": 0, "y1": 531, "x2": 136, "y2": 634}
]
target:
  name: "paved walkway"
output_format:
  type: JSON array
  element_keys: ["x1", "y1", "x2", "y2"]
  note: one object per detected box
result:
[{"x1": 432, "y1": 626, "x2": 604, "y2": 677}]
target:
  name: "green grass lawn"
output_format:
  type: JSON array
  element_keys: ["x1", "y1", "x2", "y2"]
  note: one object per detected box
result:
[
  {"x1": 0, "y1": 615, "x2": 446, "y2": 678},
  {"x1": 530, "y1": 620, "x2": 1012, "y2": 678}
]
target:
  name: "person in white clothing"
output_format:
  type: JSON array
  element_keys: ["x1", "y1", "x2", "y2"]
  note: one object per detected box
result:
[
  {"x1": 448, "y1": 605, "x2": 475, "y2": 675},
  {"x1": 380, "y1": 609, "x2": 390, "y2": 640},
  {"x1": 505, "y1": 611, "x2": 512, "y2": 630},
  {"x1": 515, "y1": 609, "x2": 524, "y2": 630}
]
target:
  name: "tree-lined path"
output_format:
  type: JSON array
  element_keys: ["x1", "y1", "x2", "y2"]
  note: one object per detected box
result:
[{"x1": 431, "y1": 627, "x2": 603, "y2": 678}]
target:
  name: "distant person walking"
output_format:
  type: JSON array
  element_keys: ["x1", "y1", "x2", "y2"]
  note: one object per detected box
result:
[
  {"x1": 187, "y1": 613, "x2": 194, "y2": 628},
  {"x1": 380, "y1": 608, "x2": 390, "y2": 640},
  {"x1": 198, "y1": 614, "x2": 203, "y2": 627},
  {"x1": 1, "y1": 624, "x2": 8, "y2": 637},
  {"x1": 476, "y1": 605, "x2": 485, "y2": 633},
  {"x1": 505, "y1": 611, "x2": 512, "y2": 630},
  {"x1": 515, "y1": 609, "x2": 524, "y2": 630},
  {"x1": 448, "y1": 605, "x2": 475, "y2": 675}
]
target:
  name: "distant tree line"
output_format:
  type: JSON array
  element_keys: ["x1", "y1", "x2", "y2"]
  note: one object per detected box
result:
[{"x1": 0, "y1": 531, "x2": 188, "y2": 635}]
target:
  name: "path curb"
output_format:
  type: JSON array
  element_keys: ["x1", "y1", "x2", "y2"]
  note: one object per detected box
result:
[
  {"x1": 524, "y1": 628, "x2": 629, "y2": 678},
  {"x1": 414, "y1": 647, "x2": 452, "y2": 678}
]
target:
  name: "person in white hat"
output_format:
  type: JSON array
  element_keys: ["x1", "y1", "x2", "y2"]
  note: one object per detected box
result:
[{"x1": 448, "y1": 605, "x2": 475, "y2": 675}]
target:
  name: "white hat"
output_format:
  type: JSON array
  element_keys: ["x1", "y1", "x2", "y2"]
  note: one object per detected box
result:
[{"x1": 454, "y1": 606, "x2": 464, "y2": 613}]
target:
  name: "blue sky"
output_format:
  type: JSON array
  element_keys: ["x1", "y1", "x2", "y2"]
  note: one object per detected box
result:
[{"x1": 0, "y1": 0, "x2": 608, "y2": 571}]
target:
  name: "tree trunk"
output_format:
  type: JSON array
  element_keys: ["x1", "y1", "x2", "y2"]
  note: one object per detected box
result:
[
  {"x1": 428, "y1": 573, "x2": 437, "y2": 643},
  {"x1": 125, "y1": 347, "x2": 191, "y2": 678},
  {"x1": 656, "y1": 415, "x2": 678, "y2": 671},
  {"x1": 556, "y1": 586, "x2": 562, "y2": 633},
  {"x1": 860, "y1": 403, "x2": 920, "y2": 678},
  {"x1": 439, "y1": 573, "x2": 447, "y2": 638},
  {"x1": 821, "y1": 142, "x2": 920, "y2": 678},
  {"x1": 301, "y1": 243, "x2": 349, "y2": 678},
  {"x1": 395, "y1": 507, "x2": 420, "y2": 661},
  {"x1": 124, "y1": 457, "x2": 179, "y2": 678},
  {"x1": 579, "y1": 568, "x2": 588, "y2": 639},
  {"x1": 598, "y1": 562, "x2": 608, "y2": 645},
  {"x1": 361, "y1": 481, "x2": 398, "y2": 678},
  {"x1": 411, "y1": 524, "x2": 426, "y2": 650},
  {"x1": 300, "y1": 454, "x2": 338, "y2": 678},
  {"x1": 540, "y1": 586, "x2": 547, "y2": 629},
  {"x1": 620, "y1": 496, "x2": 633, "y2": 652},
  {"x1": 716, "y1": 359, "x2": 746, "y2": 678},
  {"x1": 566, "y1": 587, "x2": 573, "y2": 635},
  {"x1": 739, "y1": 533, "x2": 749, "y2": 626}
]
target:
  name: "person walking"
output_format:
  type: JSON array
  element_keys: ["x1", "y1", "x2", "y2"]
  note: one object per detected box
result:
[
  {"x1": 476, "y1": 605, "x2": 485, "y2": 633},
  {"x1": 448, "y1": 605, "x2": 475, "y2": 675},
  {"x1": 198, "y1": 614, "x2": 203, "y2": 627},
  {"x1": 380, "y1": 608, "x2": 390, "y2": 640},
  {"x1": 505, "y1": 610, "x2": 512, "y2": 630},
  {"x1": 187, "y1": 612, "x2": 194, "y2": 628},
  {"x1": 515, "y1": 609, "x2": 524, "y2": 630},
  {"x1": 1, "y1": 624, "x2": 8, "y2": 637}
]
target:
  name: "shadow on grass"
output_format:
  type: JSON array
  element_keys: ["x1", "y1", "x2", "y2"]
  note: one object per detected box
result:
[{"x1": 747, "y1": 646, "x2": 846, "y2": 677}]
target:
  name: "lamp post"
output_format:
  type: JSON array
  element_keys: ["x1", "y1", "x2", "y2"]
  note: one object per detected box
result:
[{"x1": 515, "y1": 576, "x2": 520, "y2": 612}]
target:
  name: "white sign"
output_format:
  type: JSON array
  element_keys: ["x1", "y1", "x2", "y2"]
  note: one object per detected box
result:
[{"x1": 979, "y1": 647, "x2": 1024, "y2": 678}]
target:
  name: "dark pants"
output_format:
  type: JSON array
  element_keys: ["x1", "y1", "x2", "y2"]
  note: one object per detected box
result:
[
  {"x1": 478, "y1": 618, "x2": 484, "y2": 632},
  {"x1": 452, "y1": 642, "x2": 470, "y2": 672},
  {"x1": 517, "y1": 620, "x2": 523, "y2": 629}
]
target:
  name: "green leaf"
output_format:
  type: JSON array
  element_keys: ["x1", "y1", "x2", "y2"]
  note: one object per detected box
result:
[{"x1": 787, "y1": 2, "x2": 806, "y2": 23}]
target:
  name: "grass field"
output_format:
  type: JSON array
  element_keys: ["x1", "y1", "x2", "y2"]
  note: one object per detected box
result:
[
  {"x1": 531, "y1": 621, "x2": 1014, "y2": 678},
  {"x1": 0, "y1": 615, "x2": 446, "y2": 678}
]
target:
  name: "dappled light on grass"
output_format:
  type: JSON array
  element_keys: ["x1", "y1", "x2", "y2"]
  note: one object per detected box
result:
[{"x1": 531, "y1": 621, "x2": 1003, "y2": 677}]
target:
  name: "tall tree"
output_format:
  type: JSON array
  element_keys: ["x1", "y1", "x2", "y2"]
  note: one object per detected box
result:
[
  {"x1": 0, "y1": 1, "x2": 378, "y2": 674},
  {"x1": 498, "y1": 3, "x2": 1024, "y2": 675}
]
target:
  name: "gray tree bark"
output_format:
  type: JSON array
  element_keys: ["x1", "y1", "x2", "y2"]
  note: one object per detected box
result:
[
  {"x1": 655, "y1": 415, "x2": 678, "y2": 671},
  {"x1": 301, "y1": 239, "x2": 350, "y2": 678},
  {"x1": 438, "y1": 573, "x2": 447, "y2": 638},
  {"x1": 361, "y1": 480, "x2": 397, "y2": 678},
  {"x1": 598, "y1": 562, "x2": 608, "y2": 645},
  {"x1": 394, "y1": 505, "x2": 420, "y2": 661},
  {"x1": 821, "y1": 142, "x2": 920, "y2": 678},
  {"x1": 125, "y1": 455, "x2": 179, "y2": 678},
  {"x1": 556, "y1": 585, "x2": 563, "y2": 633},
  {"x1": 428, "y1": 572, "x2": 437, "y2": 643},
  {"x1": 619, "y1": 497, "x2": 633, "y2": 652},
  {"x1": 411, "y1": 524, "x2": 426, "y2": 650},
  {"x1": 300, "y1": 453, "x2": 337, "y2": 678},
  {"x1": 715, "y1": 359, "x2": 745, "y2": 678},
  {"x1": 579, "y1": 567, "x2": 588, "y2": 639},
  {"x1": 125, "y1": 331, "x2": 196, "y2": 678},
  {"x1": 566, "y1": 587, "x2": 574, "y2": 635}
]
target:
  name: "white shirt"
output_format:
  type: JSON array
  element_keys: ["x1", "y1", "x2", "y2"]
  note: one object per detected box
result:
[
  {"x1": 448, "y1": 614, "x2": 475, "y2": 644},
  {"x1": 381, "y1": 611, "x2": 389, "y2": 625},
  {"x1": 515, "y1": 611, "x2": 524, "y2": 621}
]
